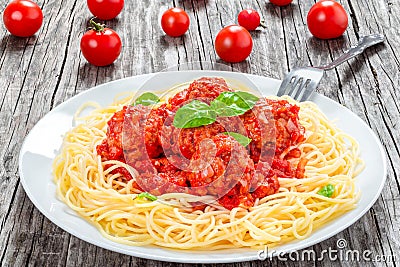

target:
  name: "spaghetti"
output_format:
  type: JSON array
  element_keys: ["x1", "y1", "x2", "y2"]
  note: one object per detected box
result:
[{"x1": 53, "y1": 80, "x2": 363, "y2": 250}]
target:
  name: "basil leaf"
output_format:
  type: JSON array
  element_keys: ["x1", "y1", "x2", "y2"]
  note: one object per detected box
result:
[
  {"x1": 134, "y1": 92, "x2": 160, "y2": 106},
  {"x1": 137, "y1": 192, "x2": 157, "y2": 201},
  {"x1": 210, "y1": 91, "x2": 259, "y2": 117},
  {"x1": 317, "y1": 184, "x2": 335, "y2": 198},
  {"x1": 236, "y1": 91, "x2": 260, "y2": 106},
  {"x1": 223, "y1": 132, "x2": 252, "y2": 147},
  {"x1": 173, "y1": 100, "x2": 216, "y2": 128}
]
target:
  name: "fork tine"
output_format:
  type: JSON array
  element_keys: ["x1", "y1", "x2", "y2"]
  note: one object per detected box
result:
[
  {"x1": 293, "y1": 79, "x2": 306, "y2": 99},
  {"x1": 277, "y1": 68, "x2": 297, "y2": 96},
  {"x1": 290, "y1": 77, "x2": 305, "y2": 98},
  {"x1": 277, "y1": 74, "x2": 294, "y2": 96},
  {"x1": 300, "y1": 79, "x2": 317, "y2": 101}
]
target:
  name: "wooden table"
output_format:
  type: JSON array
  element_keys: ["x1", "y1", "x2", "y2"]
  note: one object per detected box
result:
[{"x1": 1, "y1": 0, "x2": 399, "y2": 266}]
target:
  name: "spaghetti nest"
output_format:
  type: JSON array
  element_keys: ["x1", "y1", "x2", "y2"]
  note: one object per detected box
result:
[{"x1": 53, "y1": 94, "x2": 364, "y2": 250}]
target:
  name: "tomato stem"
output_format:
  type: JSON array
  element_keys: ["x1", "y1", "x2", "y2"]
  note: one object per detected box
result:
[
  {"x1": 89, "y1": 18, "x2": 105, "y2": 32},
  {"x1": 260, "y1": 20, "x2": 267, "y2": 29}
]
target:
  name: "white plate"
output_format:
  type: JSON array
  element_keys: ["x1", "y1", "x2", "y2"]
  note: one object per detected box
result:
[{"x1": 19, "y1": 71, "x2": 387, "y2": 263}]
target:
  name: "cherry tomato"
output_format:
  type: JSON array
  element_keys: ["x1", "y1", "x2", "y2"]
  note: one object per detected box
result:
[
  {"x1": 80, "y1": 19, "x2": 122, "y2": 66},
  {"x1": 2, "y1": 0, "x2": 43, "y2": 37},
  {"x1": 161, "y1": 7, "x2": 190, "y2": 37},
  {"x1": 269, "y1": 0, "x2": 293, "y2": 7},
  {"x1": 238, "y1": 9, "x2": 262, "y2": 31},
  {"x1": 215, "y1": 25, "x2": 253, "y2": 63},
  {"x1": 87, "y1": 0, "x2": 124, "y2": 20},
  {"x1": 307, "y1": 0, "x2": 348, "y2": 39}
]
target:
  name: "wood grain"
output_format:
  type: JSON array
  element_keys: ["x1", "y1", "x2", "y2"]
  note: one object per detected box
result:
[{"x1": 0, "y1": 0, "x2": 399, "y2": 266}]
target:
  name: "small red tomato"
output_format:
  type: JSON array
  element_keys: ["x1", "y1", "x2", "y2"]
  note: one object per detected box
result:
[
  {"x1": 215, "y1": 25, "x2": 253, "y2": 63},
  {"x1": 307, "y1": 0, "x2": 348, "y2": 39},
  {"x1": 87, "y1": 0, "x2": 124, "y2": 20},
  {"x1": 161, "y1": 7, "x2": 190, "y2": 37},
  {"x1": 2, "y1": 0, "x2": 43, "y2": 37},
  {"x1": 80, "y1": 19, "x2": 122, "y2": 66},
  {"x1": 238, "y1": 9, "x2": 262, "y2": 31},
  {"x1": 269, "y1": 0, "x2": 293, "y2": 7}
]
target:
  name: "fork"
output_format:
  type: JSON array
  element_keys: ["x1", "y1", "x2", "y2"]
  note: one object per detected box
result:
[{"x1": 277, "y1": 34, "x2": 385, "y2": 101}]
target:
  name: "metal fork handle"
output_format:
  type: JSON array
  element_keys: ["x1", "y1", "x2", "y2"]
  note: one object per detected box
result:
[{"x1": 316, "y1": 34, "x2": 385, "y2": 70}]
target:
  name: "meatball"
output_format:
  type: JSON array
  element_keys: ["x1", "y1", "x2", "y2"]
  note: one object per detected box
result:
[
  {"x1": 97, "y1": 104, "x2": 159, "y2": 161},
  {"x1": 186, "y1": 134, "x2": 255, "y2": 209},
  {"x1": 136, "y1": 152, "x2": 190, "y2": 194},
  {"x1": 144, "y1": 103, "x2": 174, "y2": 158},
  {"x1": 218, "y1": 186, "x2": 254, "y2": 210},
  {"x1": 120, "y1": 105, "x2": 161, "y2": 177},
  {"x1": 96, "y1": 105, "x2": 154, "y2": 181},
  {"x1": 168, "y1": 77, "x2": 232, "y2": 106},
  {"x1": 267, "y1": 157, "x2": 308, "y2": 179},
  {"x1": 136, "y1": 171, "x2": 189, "y2": 196},
  {"x1": 240, "y1": 98, "x2": 305, "y2": 162},
  {"x1": 160, "y1": 121, "x2": 226, "y2": 161},
  {"x1": 96, "y1": 103, "x2": 174, "y2": 162},
  {"x1": 250, "y1": 161, "x2": 280, "y2": 199},
  {"x1": 250, "y1": 174, "x2": 280, "y2": 200},
  {"x1": 239, "y1": 101, "x2": 276, "y2": 163},
  {"x1": 264, "y1": 98, "x2": 305, "y2": 154},
  {"x1": 96, "y1": 106, "x2": 127, "y2": 160}
]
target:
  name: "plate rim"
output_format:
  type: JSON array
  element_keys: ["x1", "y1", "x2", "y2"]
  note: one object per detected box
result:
[{"x1": 18, "y1": 71, "x2": 388, "y2": 263}]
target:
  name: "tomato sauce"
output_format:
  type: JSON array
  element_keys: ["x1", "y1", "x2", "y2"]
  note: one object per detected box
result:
[{"x1": 96, "y1": 77, "x2": 307, "y2": 210}]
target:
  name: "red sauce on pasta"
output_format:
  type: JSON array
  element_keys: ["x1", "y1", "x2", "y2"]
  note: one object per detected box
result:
[{"x1": 96, "y1": 77, "x2": 306, "y2": 210}]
